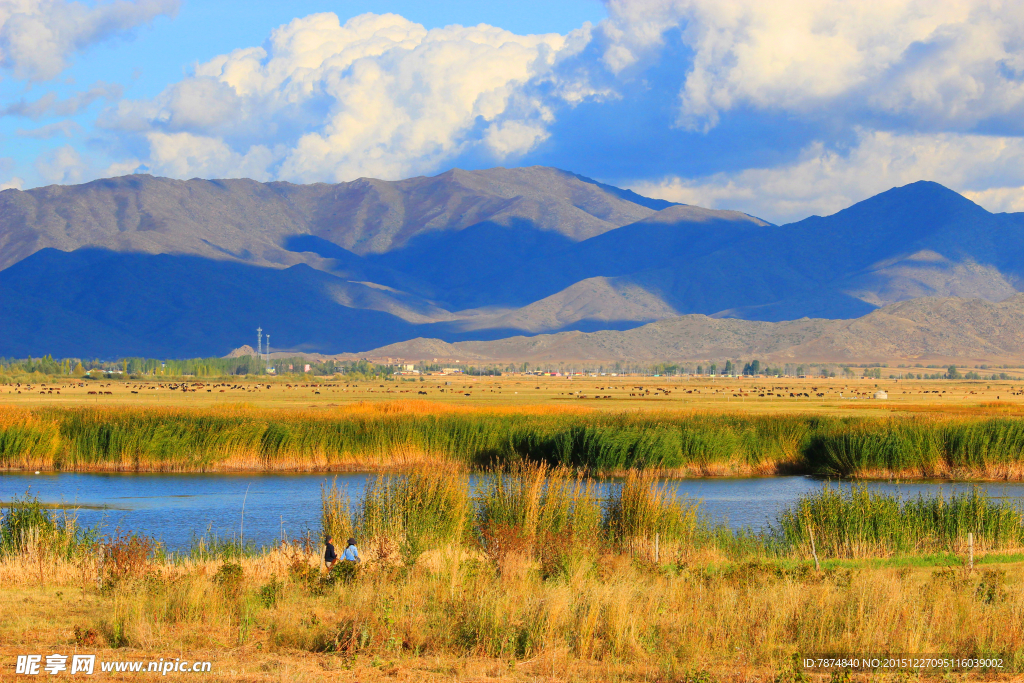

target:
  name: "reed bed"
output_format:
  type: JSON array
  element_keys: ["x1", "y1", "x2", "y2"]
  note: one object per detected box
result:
[
  {"x1": 809, "y1": 418, "x2": 1024, "y2": 478},
  {"x1": 4, "y1": 403, "x2": 1024, "y2": 478},
  {"x1": 604, "y1": 470, "x2": 703, "y2": 558},
  {"x1": 318, "y1": 465, "x2": 1024, "y2": 567},
  {"x1": 478, "y1": 463, "x2": 602, "y2": 542},
  {"x1": 773, "y1": 485, "x2": 1024, "y2": 558},
  {"x1": 0, "y1": 494, "x2": 96, "y2": 561}
]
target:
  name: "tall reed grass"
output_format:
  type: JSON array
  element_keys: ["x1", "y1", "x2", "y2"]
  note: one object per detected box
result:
[
  {"x1": 323, "y1": 466, "x2": 1024, "y2": 564},
  {"x1": 3, "y1": 403, "x2": 1024, "y2": 478},
  {"x1": 477, "y1": 463, "x2": 601, "y2": 541},
  {"x1": 476, "y1": 464, "x2": 603, "y2": 576},
  {"x1": 323, "y1": 465, "x2": 472, "y2": 564},
  {"x1": 0, "y1": 494, "x2": 96, "y2": 560},
  {"x1": 809, "y1": 418, "x2": 1024, "y2": 478},
  {"x1": 773, "y1": 485, "x2": 1024, "y2": 558}
]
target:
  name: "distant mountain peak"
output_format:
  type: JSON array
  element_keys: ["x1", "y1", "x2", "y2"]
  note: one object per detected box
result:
[
  {"x1": 227, "y1": 345, "x2": 257, "y2": 358},
  {"x1": 835, "y1": 180, "x2": 986, "y2": 219}
]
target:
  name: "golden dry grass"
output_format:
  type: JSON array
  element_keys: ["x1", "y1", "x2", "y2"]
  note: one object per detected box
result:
[
  {"x1": 4, "y1": 373, "x2": 1024, "y2": 418},
  {"x1": 3, "y1": 545, "x2": 1024, "y2": 681}
]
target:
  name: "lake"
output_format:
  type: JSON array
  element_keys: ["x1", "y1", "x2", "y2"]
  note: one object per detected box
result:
[{"x1": 4, "y1": 472, "x2": 1024, "y2": 552}]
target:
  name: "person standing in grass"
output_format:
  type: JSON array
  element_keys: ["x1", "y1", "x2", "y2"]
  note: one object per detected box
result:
[
  {"x1": 324, "y1": 535, "x2": 338, "y2": 570},
  {"x1": 343, "y1": 537, "x2": 361, "y2": 563}
]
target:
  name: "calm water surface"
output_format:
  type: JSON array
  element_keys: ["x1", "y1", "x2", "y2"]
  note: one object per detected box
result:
[{"x1": 4, "y1": 473, "x2": 1024, "y2": 552}]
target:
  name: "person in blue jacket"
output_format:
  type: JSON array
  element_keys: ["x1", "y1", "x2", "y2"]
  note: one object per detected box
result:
[{"x1": 342, "y1": 538, "x2": 361, "y2": 563}]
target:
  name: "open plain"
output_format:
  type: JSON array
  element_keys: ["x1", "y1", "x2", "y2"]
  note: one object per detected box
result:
[{"x1": 4, "y1": 372, "x2": 1024, "y2": 414}]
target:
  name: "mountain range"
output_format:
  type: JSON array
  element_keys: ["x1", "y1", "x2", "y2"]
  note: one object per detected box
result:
[
  {"x1": 338, "y1": 295, "x2": 1024, "y2": 364},
  {"x1": 2, "y1": 166, "x2": 1024, "y2": 360}
]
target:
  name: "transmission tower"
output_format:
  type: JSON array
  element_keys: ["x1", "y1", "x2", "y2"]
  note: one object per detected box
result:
[
  {"x1": 266, "y1": 334, "x2": 270, "y2": 368},
  {"x1": 256, "y1": 327, "x2": 263, "y2": 372}
]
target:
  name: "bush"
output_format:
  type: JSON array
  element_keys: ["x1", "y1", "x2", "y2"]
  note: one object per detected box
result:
[
  {"x1": 214, "y1": 562, "x2": 244, "y2": 595},
  {"x1": 101, "y1": 531, "x2": 155, "y2": 585}
]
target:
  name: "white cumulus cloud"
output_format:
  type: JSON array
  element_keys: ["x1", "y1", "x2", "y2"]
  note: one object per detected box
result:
[
  {"x1": 598, "y1": 0, "x2": 1024, "y2": 132},
  {"x1": 146, "y1": 132, "x2": 274, "y2": 181},
  {"x1": 630, "y1": 130, "x2": 1024, "y2": 223},
  {"x1": 35, "y1": 143, "x2": 140, "y2": 185},
  {"x1": 0, "y1": 0, "x2": 179, "y2": 81},
  {"x1": 104, "y1": 12, "x2": 589, "y2": 182}
]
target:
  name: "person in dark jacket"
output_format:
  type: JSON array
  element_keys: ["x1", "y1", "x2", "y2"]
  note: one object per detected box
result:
[{"x1": 324, "y1": 536, "x2": 338, "y2": 569}]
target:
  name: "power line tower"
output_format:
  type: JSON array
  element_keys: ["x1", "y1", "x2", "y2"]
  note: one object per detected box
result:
[
  {"x1": 256, "y1": 327, "x2": 262, "y2": 374},
  {"x1": 266, "y1": 334, "x2": 270, "y2": 370}
]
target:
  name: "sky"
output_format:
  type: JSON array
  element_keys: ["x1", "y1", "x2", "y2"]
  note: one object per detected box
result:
[{"x1": 3, "y1": 0, "x2": 1024, "y2": 224}]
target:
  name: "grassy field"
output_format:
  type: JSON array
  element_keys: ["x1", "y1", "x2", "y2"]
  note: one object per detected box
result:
[
  {"x1": 3, "y1": 373, "x2": 1024, "y2": 414},
  {"x1": 4, "y1": 470, "x2": 1024, "y2": 681}
]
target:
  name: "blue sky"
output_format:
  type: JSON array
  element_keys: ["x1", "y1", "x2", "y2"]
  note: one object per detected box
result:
[{"x1": 3, "y1": 0, "x2": 1024, "y2": 223}]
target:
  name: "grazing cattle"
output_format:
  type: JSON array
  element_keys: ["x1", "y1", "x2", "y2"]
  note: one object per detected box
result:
[{"x1": 87, "y1": 391, "x2": 97, "y2": 395}]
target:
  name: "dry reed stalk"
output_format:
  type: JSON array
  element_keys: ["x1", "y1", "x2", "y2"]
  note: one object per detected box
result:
[{"x1": 852, "y1": 462, "x2": 1024, "y2": 481}]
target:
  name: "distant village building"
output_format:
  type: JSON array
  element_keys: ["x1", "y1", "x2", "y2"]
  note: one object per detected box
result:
[{"x1": 874, "y1": 390, "x2": 888, "y2": 399}]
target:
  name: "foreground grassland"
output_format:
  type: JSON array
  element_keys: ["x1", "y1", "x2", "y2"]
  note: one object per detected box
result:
[
  {"x1": 5, "y1": 398, "x2": 1024, "y2": 478},
  {"x1": 3, "y1": 469, "x2": 1024, "y2": 681}
]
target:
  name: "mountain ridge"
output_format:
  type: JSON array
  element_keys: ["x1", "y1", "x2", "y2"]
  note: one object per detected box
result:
[
  {"x1": 4, "y1": 168, "x2": 1024, "y2": 358},
  {"x1": 326, "y1": 295, "x2": 1024, "y2": 364}
]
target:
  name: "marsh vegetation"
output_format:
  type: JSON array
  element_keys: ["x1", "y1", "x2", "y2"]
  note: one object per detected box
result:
[
  {"x1": 3, "y1": 468, "x2": 1024, "y2": 680},
  {"x1": 5, "y1": 402, "x2": 1024, "y2": 479}
]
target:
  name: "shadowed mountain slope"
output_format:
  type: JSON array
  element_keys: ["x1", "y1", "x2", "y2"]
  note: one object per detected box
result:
[{"x1": 0, "y1": 249, "x2": 423, "y2": 358}]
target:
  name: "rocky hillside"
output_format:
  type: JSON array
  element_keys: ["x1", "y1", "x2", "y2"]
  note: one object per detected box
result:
[{"x1": 347, "y1": 296, "x2": 1024, "y2": 363}]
